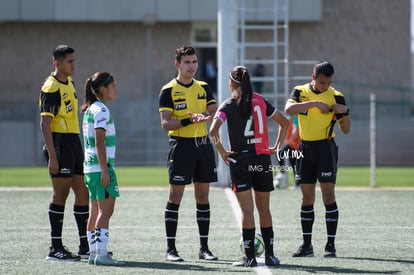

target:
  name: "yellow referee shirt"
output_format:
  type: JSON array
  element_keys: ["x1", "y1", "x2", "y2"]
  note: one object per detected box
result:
[
  {"x1": 288, "y1": 83, "x2": 346, "y2": 141},
  {"x1": 159, "y1": 79, "x2": 216, "y2": 138},
  {"x1": 39, "y1": 74, "x2": 80, "y2": 134}
]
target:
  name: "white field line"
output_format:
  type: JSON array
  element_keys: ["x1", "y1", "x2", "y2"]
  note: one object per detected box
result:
[
  {"x1": 0, "y1": 186, "x2": 169, "y2": 191},
  {"x1": 224, "y1": 188, "x2": 273, "y2": 275},
  {"x1": 1, "y1": 186, "x2": 413, "y2": 192}
]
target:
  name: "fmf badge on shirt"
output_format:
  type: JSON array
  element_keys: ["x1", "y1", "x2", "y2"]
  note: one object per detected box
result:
[{"x1": 175, "y1": 103, "x2": 187, "y2": 110}]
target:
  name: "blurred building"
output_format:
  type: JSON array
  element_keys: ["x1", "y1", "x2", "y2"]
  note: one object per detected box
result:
[{"x1": 0, "y1": 0, "x2": 412, "y2": 166}]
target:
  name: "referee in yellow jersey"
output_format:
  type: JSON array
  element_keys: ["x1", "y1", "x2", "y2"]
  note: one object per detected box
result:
[
  {"x1": 40, "y1": 45, "x2": 89, "y2": 261},
  {"x1": 285, "y1": 61, "x2": 351, "y2": 258},
  {"x1": 159, "y1": 46, "x2": 218, "y2": 262}
]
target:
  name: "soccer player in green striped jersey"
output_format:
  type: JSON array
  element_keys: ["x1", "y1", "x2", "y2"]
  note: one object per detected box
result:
[{"x1": 81, "y1": 72, "x2": 124, "y2": 266}]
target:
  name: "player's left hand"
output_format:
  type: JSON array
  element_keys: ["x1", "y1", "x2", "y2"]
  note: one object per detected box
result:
[
  {"x1": 330, "y1": 104, "x2": 348, "y2": 114},
  {"x1": 269, "y1": 146, "x2": 280, "y2": 155},
  {"x1": 219, "y1": 151, "x2": 236, "y2": 165},
  {"x1": 101, "y1": 171, "x2": 110, "y2": 188},
  {"x1": 188, "y1": 112, "x2": 211, "y2": 123}
]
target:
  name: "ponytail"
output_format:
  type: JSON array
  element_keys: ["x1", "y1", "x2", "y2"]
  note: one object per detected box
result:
[
  {"x1": 81, "y1": 78, "x2": 98, "y2": 112},
  {"x1": 230, "y1": 66, "x2": 253, "y2": 119},
  {"x1": 81, "y1": 72, "x2": 113, "y2": 112}
]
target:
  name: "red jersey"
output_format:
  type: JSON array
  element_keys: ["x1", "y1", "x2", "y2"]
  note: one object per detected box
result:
[{"x1": 215, "y1": 93, "x2": 276, "y2": 155}]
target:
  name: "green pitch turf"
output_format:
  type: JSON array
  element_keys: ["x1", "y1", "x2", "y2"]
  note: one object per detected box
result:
[
  {"x1": 0, "y1": 166, "x2": 412, "y2": 188},
  {"x1": 0, "y1": 187, "x2": 413, "y2": 274}
]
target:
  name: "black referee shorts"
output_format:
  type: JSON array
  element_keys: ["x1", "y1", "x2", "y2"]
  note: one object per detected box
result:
[
  {"x1": 295, "y1": 139, "x2": 338, "y2": 184},
  {"x1": 43, "y1": 133, "x2": 84, "y2": 178},
  {"x1": 167, "y1": 136, "x2": 217, "y2": 185}
]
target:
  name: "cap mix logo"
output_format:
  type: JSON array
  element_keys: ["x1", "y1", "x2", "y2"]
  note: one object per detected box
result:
[{"x1": 276, "y1": 148, "x2": 303, "y2": 162}]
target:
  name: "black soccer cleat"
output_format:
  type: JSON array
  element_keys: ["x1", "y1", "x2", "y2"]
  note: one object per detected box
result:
[
  {"x1": 292, "y1": 243, "x2": 314, "y2": 257},
  {"x1": 324, "y1": 243, "x2": 336, "y2": 258},
  {"x1": 77, "y1": 246, "x2": 90, "y2": 260},
  {"x1": 165, "y1": 249, "x2": 184, "y2": 262},
  {"x1": 199, "y1": 248, "x2": 218, "y2": 261},
  {"x1": 232, "y1": 256, "x2": 257, "y2": 267},
  {"x1": 265, "y1": 254, "x2": 280, "y2": 266},
  {"x1": 46, "y1": 246, "x2": 81, "y2": 261}
]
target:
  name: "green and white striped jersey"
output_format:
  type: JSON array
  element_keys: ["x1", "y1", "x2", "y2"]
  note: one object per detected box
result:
[{"x1": 82, "y1": 100, "x2": 116, "y2": 173}]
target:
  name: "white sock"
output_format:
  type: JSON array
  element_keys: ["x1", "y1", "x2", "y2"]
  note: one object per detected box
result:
[
  {"x1": 87, "y1": 231, "x2": 96, "y2": 257},
  {"x1": 95, "y1": 228, "x2": 109, "y2": 257}
]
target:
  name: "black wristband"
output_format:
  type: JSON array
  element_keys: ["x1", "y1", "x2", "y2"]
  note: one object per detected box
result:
[
  {"x1": 343, "y1": 108, "x2": 350, "y2": 116},
  {"x1": 180, "y1": 118, "x2": 193, "y2": 126}
]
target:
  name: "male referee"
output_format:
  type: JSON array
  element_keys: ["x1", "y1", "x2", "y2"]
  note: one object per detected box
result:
[
  {"x1": 158, "y1": 45, "x2": 218, "y2": 262},
  {"x1": 40, "y1": 45, "x2": 89, "y2": 261},
  {"x1": 285, "y1": 61, "x2": 351, "y2": 258}
]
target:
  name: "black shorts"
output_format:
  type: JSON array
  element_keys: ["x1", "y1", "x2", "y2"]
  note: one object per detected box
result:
[
  {"x1": 229, "y1": 153, "x2": 274, "y2": 193},
  {"x1": 43, "y1": 133, "x2": 84, "y2": 178},
  {"x1": 167, "y1": 136, "x2": 217, "y2": 185},
  {"x1": 295, "y1": 139, "x2": 338, "y2": 184}
]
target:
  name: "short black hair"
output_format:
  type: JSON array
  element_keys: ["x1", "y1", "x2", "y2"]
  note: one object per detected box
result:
[
  {"x1": 175, "y1": 45, "x2": 196, "y2": 63},
  {"x1": 53, "y1": 45, "x2": 74, "y2": 60},
  {"x1": 313, "y1": 61, "x2": 334, "y2": 77}
]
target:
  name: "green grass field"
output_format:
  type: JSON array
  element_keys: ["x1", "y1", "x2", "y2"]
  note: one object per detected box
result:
[
  {"x1": 0, "y1": 186, "x2": 413, "y2": 274},
  {"x1": 0, "y1": 166, "x2": 413, "y2": 188}
]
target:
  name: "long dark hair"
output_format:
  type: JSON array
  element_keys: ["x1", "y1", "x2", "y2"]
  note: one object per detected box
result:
[
  {"x1": 229, "y1": 65, "x2": 253, "y2": 119},
  {"x1": 81, "y1": 72, "x2": 113, "y2": 112}
]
